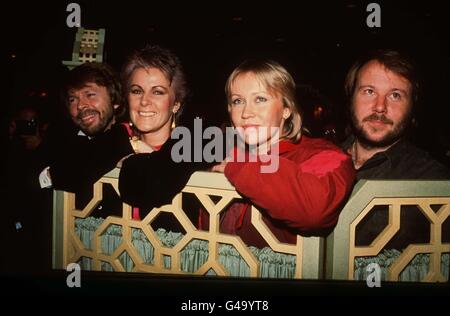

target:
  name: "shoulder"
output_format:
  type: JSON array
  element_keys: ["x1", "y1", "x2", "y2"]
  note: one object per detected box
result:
[
  {"x1": 296, "y1": 136, "x2": 349, "y2": 158},
  {"x1": 389, "y1": 141, "x2": 450, "y2": 179},
  {"x1": 291, "y1": 136, "x2": 353, "y2": 177}
]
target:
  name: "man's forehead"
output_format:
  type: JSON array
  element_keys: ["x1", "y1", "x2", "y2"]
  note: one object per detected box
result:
[
  {"x1": 68, "y1": 82, "x2": 104, "y2": 94},
  {"x1": 358, "y1": 61, "x2": 411, "y2": 89}
]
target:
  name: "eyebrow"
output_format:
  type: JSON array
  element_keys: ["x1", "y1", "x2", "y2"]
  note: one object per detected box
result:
[
  {"x1": 357, "y1": 85, "x2": 374, "y2": 89},
  {"x1": 231, "y1": 91, "x2": 269, "y2": 97},
  {"x1": 68, "y1": 85, "x2": 96, "y2": 96},
  {"x1": 130, "y1": 84, "x2": 169, "y2": 90},
  {"x1": 358, "y1": 85, "x2": 408, "y2": 94}
]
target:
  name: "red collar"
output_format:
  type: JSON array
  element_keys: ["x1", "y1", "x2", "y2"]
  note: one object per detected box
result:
[
  {"x1": 278, "y1": 140, "x2": 298, "y2": 155},
  {"x1": 152, "y1": 144, "x2": 163, "y2": 151}
]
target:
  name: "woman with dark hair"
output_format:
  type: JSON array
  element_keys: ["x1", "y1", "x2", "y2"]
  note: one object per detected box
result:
[{"x1": 118, "y1": 45, "x2": 208, "y2": 217}]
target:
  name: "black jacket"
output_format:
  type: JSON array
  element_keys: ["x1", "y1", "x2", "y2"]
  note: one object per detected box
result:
[
  {"x1": 342, "y1": 136, "x2": 450, "y2": 249},
  {"x1": 119, "y1": 136, "x2": 214, "y2": 215},
  {"x1": 49, "y1": 123, "x2": 134, "y2": 193},
  {"x1": 342, "y1": 136, "x2": 450, "y2": 180}
]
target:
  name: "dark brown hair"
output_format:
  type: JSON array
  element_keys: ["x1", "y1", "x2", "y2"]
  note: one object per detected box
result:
[
  {"x1": 345, "y1": 49, "x2": 420, "y2": 108},
  {"x1": 121, "y1": 45, "x2": 188, "y2": 123},
  {"x1": 63, "y1": 62, "x2": 124, "y2": 117}
]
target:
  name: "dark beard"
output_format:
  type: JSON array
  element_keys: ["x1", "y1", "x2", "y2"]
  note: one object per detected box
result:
[
  {"x1": 78, "y1": 109, "x2": 114, "y2": 136},
  {"x1": 350, "y1": 108, "x2": 412, "y2": 149}
]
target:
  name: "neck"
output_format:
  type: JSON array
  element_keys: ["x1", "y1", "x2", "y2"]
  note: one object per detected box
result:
[
  {"x1": 105, "y1": 116, "x2": 116, "y2": 131},
  {"x1": 350, "y1": 139, "x2": 399, "y2": 169},
  {"x1": 250, "y1": 130, "x2": 283, "y2": 155},
  {"x1": 141, "y1": 126, "x2": 171, "y2": 149}
]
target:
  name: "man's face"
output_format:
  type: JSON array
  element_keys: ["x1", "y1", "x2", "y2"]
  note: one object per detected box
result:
[
  {"x1": 68, "y1": 82, "x2": 118, "y2": 136},
  {"x1": 351, "y1": 60, "x2": 413, "y2": 148}
]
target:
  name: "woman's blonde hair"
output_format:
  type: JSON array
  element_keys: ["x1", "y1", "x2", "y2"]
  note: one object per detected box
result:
[{"x1": 225, "y1": 59, "x2": 302, "y2": 142}]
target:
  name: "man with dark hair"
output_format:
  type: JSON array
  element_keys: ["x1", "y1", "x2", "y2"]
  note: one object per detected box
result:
[
  {"x1": 40, "y1": 62, "x2": 134, "y2": 193},
  {"x1": 342, "y1": 49, "x2": 450, "y2": 250},
  {"x1": 63, "y1": 62, "x2": 125, "y2": 136},
  {"x1": 343, "y1": 49, "x2": 449, "y2": 180}
]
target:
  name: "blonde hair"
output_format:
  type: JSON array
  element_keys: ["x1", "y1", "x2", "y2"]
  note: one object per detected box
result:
[{"x1": 225, "y1": 59, "x2": 302, "y2": 142}]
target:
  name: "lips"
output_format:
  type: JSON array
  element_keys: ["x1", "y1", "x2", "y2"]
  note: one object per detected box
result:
[
  {"x1": 242, "y1": 125, "x2": 259, "y2": 131},
  {"x1": 81, "y1": 114, "x2": 96, "y2": 125},
  {"x1": 138, "y1": 111, "x2": 157, "y2": 117},
  {"x1": 78, "y1": 110, "x2": 99, "y2": 125}
]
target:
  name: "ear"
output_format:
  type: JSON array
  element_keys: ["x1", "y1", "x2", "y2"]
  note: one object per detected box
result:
[
  {"x1": 227, "y1": 104, "x2": 232, "y2": 113},
  {"x1": 172, "y1": 102, "x2": 181, "y2": 114},
  {"x1": 282, "y1": 107, "x2": 291, "y2": 120},
  {"x1": 113, "y1": 104, "x2": 120, "y2": 110}
]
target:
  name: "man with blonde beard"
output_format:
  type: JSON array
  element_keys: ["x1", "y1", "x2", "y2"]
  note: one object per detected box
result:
[{"x1": 342, "y1": 49, "x2": 450, "y2": 250}]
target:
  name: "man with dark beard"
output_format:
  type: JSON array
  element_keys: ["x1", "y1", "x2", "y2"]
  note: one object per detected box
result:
[
  {"x1": 341, "y1": 49, "x2": 450, "y2": 252},
  {"x1": 39, "y1": 62, "x2": 136, "y2": 192},
  {"x1": 39, "y1": 63, "x2": 136, "y2": 212},
  {"x1": 343, "y1": 49, "x2": 449, "y2": 180}
]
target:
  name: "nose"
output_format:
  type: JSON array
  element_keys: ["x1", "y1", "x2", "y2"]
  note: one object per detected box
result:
[
  {"x1": 77, "y1": 94, "x2": 89, "y2": 110},
  {"x1": 373, "y1": 95, "x2": 387, "y2": 113},
  {"x1": 140, "y1": 91, "x2": 151, "y2": 107},
  {"x1": 241, "y1": 102, "x2": 255, "y2": 119}
]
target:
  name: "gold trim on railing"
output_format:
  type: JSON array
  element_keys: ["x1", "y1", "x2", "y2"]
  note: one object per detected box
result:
[
  {"x1": 349, "y1": 197, "x2": 450, "y2": 282},
  {"x1": 59, "y1": 171, "x2": 307, "y2": 277}
]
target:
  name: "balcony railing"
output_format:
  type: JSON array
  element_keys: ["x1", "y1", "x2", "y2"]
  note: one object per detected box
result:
[
  {"x1": 53, "y1": 169, "x2": 323, "y2": 278},
  {"x1": 53, "y1": 170, "x2": 450, "y2": 282},
  {"x1": 327, "y1": 180, "x2": 450, "y2": 282}
]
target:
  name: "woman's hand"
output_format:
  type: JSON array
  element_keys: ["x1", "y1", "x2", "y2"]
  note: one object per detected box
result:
[
  {"x1": 130, "y1": 137, "x2": 154, "y2": 154},
  {"x1": 117, "y1": 139, "x2": 155, "y2": 168},
  {"x1": 211, "y1": 159, "x2": 229, "y2": 173},
  {"x1": 135, "y1": 140, "x2": 154, "y2": 154}
]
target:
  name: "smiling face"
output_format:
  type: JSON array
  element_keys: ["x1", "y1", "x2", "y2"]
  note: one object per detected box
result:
[
  {"x1": 351, "y1": 60, "x2": 413, "y2": 148},
  {"x1": 128, "y1": 67, "x2": 180, "y2": 146},
  {"x1": 228, "y1": 72, "x2": 291, "y2": 148},
  {"x1": 68, "y1": 82, "x2": 117, "y2": 136}
]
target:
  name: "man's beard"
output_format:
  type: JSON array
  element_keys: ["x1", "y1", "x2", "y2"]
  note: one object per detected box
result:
[
  {"x1": 350, "y1": 107, "x2": 412, "y2": 149},
  {"x1": 77, "y1": 108, "x2": 114, "y2": 136}
]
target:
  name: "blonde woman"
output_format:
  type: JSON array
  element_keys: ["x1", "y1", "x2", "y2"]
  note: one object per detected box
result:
[{"x1": 207, "y1": 59, "x2": 355, "y2": 247}]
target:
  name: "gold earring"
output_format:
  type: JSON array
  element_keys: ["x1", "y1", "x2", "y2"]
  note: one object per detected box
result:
[{"x1": 171, "y1": 119, "x2": 176, "y2": 129}]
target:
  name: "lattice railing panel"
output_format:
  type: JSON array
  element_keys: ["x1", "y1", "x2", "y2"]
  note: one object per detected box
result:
[
  {"x1": 58, "y1": 171, "x2": 307, "y2": 278},
  {"x1": 349, "y1": 197, "x2": 450, "y2": 282}
]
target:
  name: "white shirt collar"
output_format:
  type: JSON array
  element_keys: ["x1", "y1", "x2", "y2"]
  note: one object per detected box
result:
[{"x1": 77, "y1": 130, "x2": 92, "y2": 139}]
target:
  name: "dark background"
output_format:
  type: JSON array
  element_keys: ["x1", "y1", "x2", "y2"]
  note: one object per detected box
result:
[{"x1": 3, "y1": 0, "x2": 450, "y2": 160}]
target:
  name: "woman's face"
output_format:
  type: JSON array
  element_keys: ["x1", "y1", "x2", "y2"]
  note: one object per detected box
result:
[
  {"x1": 128, "y1": 67, "x2": 180, "y2": 137},
  {"x1": 228, "y1": 72, "x2": 290, "y2": 147}
]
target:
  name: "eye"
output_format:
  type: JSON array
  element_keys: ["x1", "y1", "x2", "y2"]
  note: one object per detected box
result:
[
  {"x1": 68, "y1": 96, "x2": 76, "y2": 104},
  {"x1": 363, "y1": 88, "x2": 375, "y2": 96},
  {"x1": 390, "y1": 91, "x2": 402, "y2": 101},
  {"x1": 130, "y1": 88, "x2": 142, "y2": 95},
  {"x1": 87, "y1": 92, "x2": 96, "y2": 98},
  {"x1": 231, "y1": 98, "x2": 244, "y2": 105},
  {"x1": 255, "y1": 96, "x2": 267, "y2": 103},
  {"x1": 153, "y1": 89, "x2": 165, "y2": 95}
]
